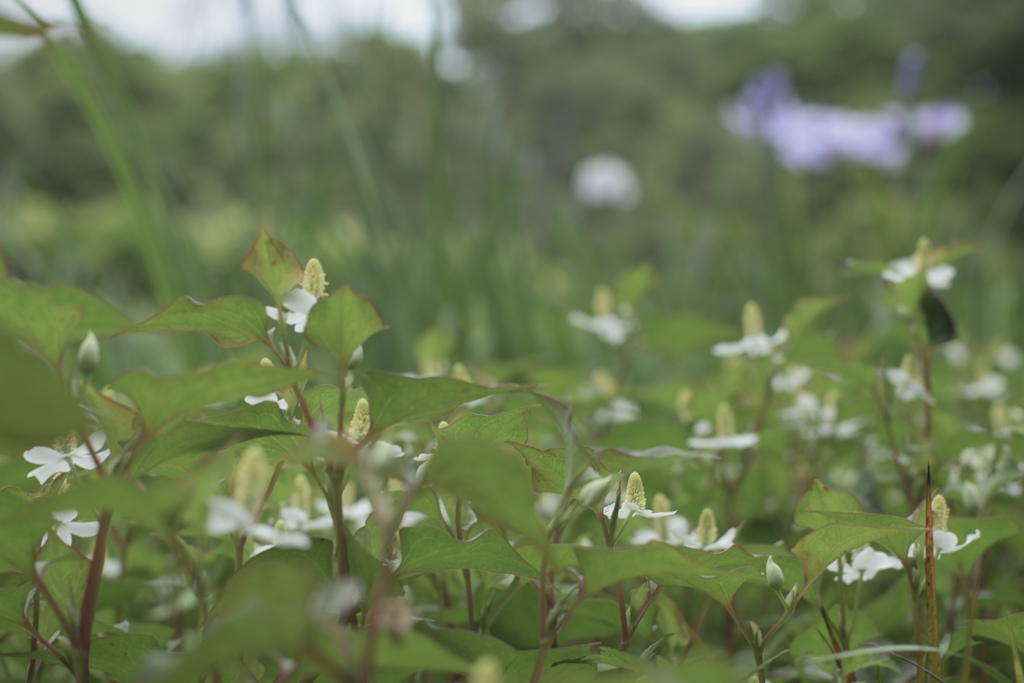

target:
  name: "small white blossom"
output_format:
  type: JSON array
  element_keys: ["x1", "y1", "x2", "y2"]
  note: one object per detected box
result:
[
  {"x1": 266, "y1": 287, "x2": 319, "y2": 334},
  {"x1": 594, "y1": 397, "x2": 641, "y2": 426},
  {"x1": 826, "y1": 546, "x2": 903, "y2": 584},
  {"x1": 686, "y1": 432, "x2": 759, "y2": 451},
  {"x1": 205, "y1": 496, "x2": 311, "y2": 553},
  {"x1": 960, "y1": 373, "x2": 1007, "y2": 401},
  {"x1": 51, "y1": 510, "x2": 100, "y2": 547},
  {"x1": 885, "y1": 367, "x2": 934, "y2": 404},
  {"x1": 994, "y1": 344, "x2": 1023, "y2": 372},
  {"x1": 712, "y1": 328, "x2": 789, "y2": 359},
  {"x1": 941, "y1": 340, "x2": 971, "y2": 368},
  {"x1": 567, "y1": 311, "x2": 635, "y2": 346},
  {"x1": 342, "y1": 497, "x2": 426, "y2": 531},
  {"x1": 24, "y1": 431, "x2": 110, "y2": 485},
  {"x1": 771, "y1": 365, "x2": 813, "y2": 393},
  {"x1": 908, "y1": 529, "x2": 982, "y2": 559},
  {"x1": 881, "y1": 256, "x2": 956, "y2": 290},
  {"x1": 602, "y1": 501, "x2": 676, "y2": 522},
  {"x1": 631, "y1": 516, "x2": 738, "y2": 552}
]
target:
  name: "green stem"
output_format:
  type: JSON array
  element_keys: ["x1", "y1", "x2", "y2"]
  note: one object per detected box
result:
[{"x1": 75, "y1": 510, "x2": 112, "y2": 683}]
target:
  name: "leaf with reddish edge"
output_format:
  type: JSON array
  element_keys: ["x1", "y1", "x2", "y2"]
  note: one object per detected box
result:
[
  {"x1": 241, "y1": 226, "x2": 304, "y2": 301},
  {"x1": 304, "y1": 287, "x2": 387, "y2": 368},
  {"x1": 119, "y1": 295, "x2": 271, "y2": 349}
]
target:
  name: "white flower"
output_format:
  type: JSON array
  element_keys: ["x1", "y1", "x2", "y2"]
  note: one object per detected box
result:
[
  {"x1": 266, "y1": 287, "x2": 319, "y2": 334},
  {"x1": 771, "y1": 365, "x2": 813, "y2": 393},
  {"x1": 686, "y1": 432, "x2": 759, "y2": 451},
  {"x1": 712, "y1": 328, "x2": 789, "y2": 359},
  {"x1": 342, "y1": 497, "x2": 426, "y2": 531},
  {"x1": 941, "y1": 340, "x2": 971, "y2": 368},
  {"x1": 779, "y1": 392, "x2": 866, "y2": 441},
  {"x1": 244, "y1": 392, "x2": 289, "y2": 410},
  {"x1": 994, "y1": 344, "x2": 1023, "y2": 372},
  {"x1": 205, "y1": 496, "x2": 311, "y2": 552},
  {"x1": 826, "y1": 546, "x2": 903, "y2": 584},
  {"x1": 571, "y1": 153, "x2": 641, "y2": 210},
  {"x1": 50, "y1": 510, "x2": 100, "y2": 547},
  {"x1": 960, "y1": 373, "x2": 1007, "y2": 401},
  {"x1": 602, "y1": 501, "x2": 676, "y2": 522},
  {"x1": 908, "y1": 529, "x2": 981, "y2": 559},
  {"x1": 594, "y1": 397, "x2": 641, "y2": 426},
  {"x1": 630, "y1": 516, "x2": 738, "y2": 552},
  {"x1": 279, "y1": 504, "x2": 335, "y2": 533},
  {"x1": 885, "y1": 367, "x2": 934, "y2": 404},
  {"x1": 567, "y1": 311, "x2": 635, "y2": 346},
  {"x1": 24, "y1": 431, "x2": 110, "y2": 485},
  {"x1": 881, "y1": 256, "x2": 956, "y2": 290}
]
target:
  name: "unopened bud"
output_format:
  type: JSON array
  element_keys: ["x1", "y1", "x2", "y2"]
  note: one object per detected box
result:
[
  {"x1": 259, "y1": 357, "x2": 274, "y2": 367},
  {"x1": 783, "y1": 583, "x2": 798, "y2": 609},
  {"x1": 77, "y1": 331, "x2": 101, "y2": 375},
  {"x1": 914, "y1": 236, "x2": 933, "y2": 273},
  {"x1": 578, "y1": 475, "x2": 617, "y2": 508},
  {"x1": 931, "y1": 494, "x2": 950, "y2": 532},
  {"x1": 625, "y1": 472, "x2": 646, "y2": 509},
  {"x1": 348, "y1": 345, "x2": 364, "y2": 369},
  {"x1": 742, "y1": 301, "x2": 764, "y2": 338},
  {"x1": 301, "y1": 257, "x2": 329, "y2": 298},
  {"x1": 348, "y1": 398, "x2": 371, "y2": 441},
  {"x1": 437, "y1": 420, "x2": 449, "y2": 430},
  {"x1": 696, "y1": 507, "x2": 718, "y2": 547},
  {"x1": 749, "y1": 620, "x2": 763, "y2": 648},
  {"x1": 766, "y1": 555, "x2": 785, "y2": 591},
  {"x1": 715, "y1": 402, "x2": 736, "y2": 438}
]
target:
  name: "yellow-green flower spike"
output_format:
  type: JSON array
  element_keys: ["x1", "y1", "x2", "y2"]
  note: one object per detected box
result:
[
  {"x1": 452, "y1": 362, "x2": 473, "y2": 383},
  {"x1": 990, "y1": 402, "x2": 1008, "y2": 434},
  {"x1": 590, "y1": 368, "x2": 619, "y2": 398},
  {"x1": 438, "y1": 420, "x2": 449, "y2": 430},
  {"x1": 291, "y1": 473, "x2": 312, "y2": 516},
  {"x1": 652, "y1": 492, "x2": 672, "y2": 538},
  {"x1": 696, "y1": 507, "x2": 718, "y2": 546},
  {"x1": 675, "y1": 388, "x2": 694, "y2": 423},
  {"x1": 900, "y1": 353, "x2": 916, "y2": 376},
  {"x1": 715, "y1": 402, "x2": 736, "y2": 438},
  {"x1": 274, "y1": 518, "x2": 288, "y2": 535},
  {"x1": 53, "y1": 432, "x2": 79, "y2": 454},
  {"x1": 625, "y1": 471, "x2": 646, "y2": 510},
  {"x1": 259, "y1": 357, "x2": 274, "y2": 367},
  {"x1": 914, "y1": 236, "x2": 933, "y2": 272},
  {"x1": 301, "y1": 257, "x2": 329, "y2": 298},
  {"x1": 592, "y1": 284, "x2": 616, "y2": 317},
  {"x1": 232, "y1": 444, "x2": 270, "y2": 513},
  {"x1": 348, "y1": 397, "x2": 371, "y2": 441},
  {"x1": 931, "y1": 494, "x2": 950, "y2": 533},
  {"x1": 741, "y1": 300, "x2": 764, "y2": 338}
]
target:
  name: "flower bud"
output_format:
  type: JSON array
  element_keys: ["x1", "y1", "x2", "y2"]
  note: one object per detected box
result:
[
  {"x1": 77, "y1": 331, "x2": 101, "y2": 375},
  {"x1": 749, "y1": 620, "x2": 763, "y2": 648},
  {"x1": 348, "y1": 345, "x2": 364, "y2": 369},
  {"x1": 578, "y1": 475, "x2": 617, "y2": 508},
  {"x1": 468, "y1": 655, "x2": 504, "y2": 683},
  {"x1": 931, "y1": 494, "x2": 950, "y2": 532},
  {"x1": 766, "y1": 555, "x2": 785, "y2": 591}
]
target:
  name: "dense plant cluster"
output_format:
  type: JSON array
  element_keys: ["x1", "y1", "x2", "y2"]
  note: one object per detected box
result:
[{"x1": 1, "y1": 229, "x2": 1021, "y2": 682}]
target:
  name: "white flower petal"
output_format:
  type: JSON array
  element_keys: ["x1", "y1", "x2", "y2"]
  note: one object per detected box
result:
[
  {"x1": 206, "y1": 496, "x2": 254, "y2": 535},
  {"x1": 686, "y1": 433, "x2": 759, "y2": 450},
  {"x1": 23, "y1": 446, "x2": 65, "y2": 466}
]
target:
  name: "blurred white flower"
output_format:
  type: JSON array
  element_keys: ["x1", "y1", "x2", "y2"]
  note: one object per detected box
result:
[
  {"x1": 631, "y1": 516, "x2": 738, "y2": 552},
  {"x1": 771, "y1": 365, "x2": 813, "y2": 393},
  {"x1": 24, "y1": 431, "x2": 110, "y2": 485},
  {"x1": 881, "y1": 256, "x2": 956, "y2": 290},
  {"x1": 205, "y1": 496, "x2": 311, "y2": 552},
  {"x1": 960, "y1": 373, "x2": 1007, "y2": 401},
  {"x1": 779, "y1": 392, "x2": 867, "y2": 440},
  {"x1": 343, "y1": 497, "x2": 426, "y2": 532},
  {"x1": 594, "y1": 397, "x2": 641, "y2": 426},
  {"x1": 941, "y1": 340, "x2": 971, "y2": 368},
  {"x1": 826, "y1": 546, "x2": 902, "y2": 584},
  {"x1": 571, "y1": 153, "x2": 641, "y2": 210},
  {"x1": 712, "y1": 328, "x2": 789, "y2": 359},
  {"x1": 994, "y1": 344, "x2": 1023, "y2": 372},
  {"x1": 266, "y1": 287, "x2": 318, "y2": 334},
  {"x1": 567, "y1": 311, "x2": 634, "y2": 346},
  {"x1": 687, "y1": 432, "x2": 759, "y2": 451},
  {"x1": 885, "y1": 367, "x2": 933, "y2": 404}
]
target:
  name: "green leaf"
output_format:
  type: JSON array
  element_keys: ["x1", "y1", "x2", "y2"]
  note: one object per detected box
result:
[
  {"x1": 938, "y1": 516, "x2": 1019, "y2": 573},
  {"x1": 0, "y1": 14, "x2": 48, "y2": 36},
  {"x1": 597, "y1": 445, "x2": 714, "y2": 474},
  {"x1": 130, "y1": 420, "x2": 247, "y2": 473},
  {"x1": 792, "y1": 523, "x2": 923, "y2": 586},
  {"x1": 398, "y1": 526, "x2": 539, "y2": 579},
  {"x1": 241, "y1": 226, "x2": 304, "y2": 301},
  {"x1": 793, "y1": 480, "x2": 864, "y2": 529},
  {"x1": 120, "y1": 296, "x2": 271, "y2": 348},
  {"x1": 425, "y1": 439, "x2": 545, "y2": 542},
  {"x1": 644, "y1": 313, "x2": 735, "y2": 356},
  {"x1": 950, "y1": 612, "x2": 1024, "y2": 654},
  {"x1": 784, "y1": 296, "x2": 844, "y2": 338},
  {"x1": 0, "y1": 488, "x2": 53, "y2": 571},
  {"x1": 505, "y1": 644, "x2": 597, "y2": 681},
  {"x1": 304, "y1": 287, "x2": 387, "y2": 367},
  {"x1": 575, "y1": 544, "x2": 765, "y2": 606},
  {"x1": 0, "y1": 279, "x2": 82, "y2": 368},
  {"x1": 90, "y1": 634, "x2": 158, "y2": 680},
  {"x1": 197, "y1": 402, "x2": 307, "y2": 436},
  {"x1": 111, "y1": 361, "x2": 319, "y2": 432},
  {"x1": 81, "y1": 385, "x2": 140, "y2": 451},
  {"x1": 361, "y1": 372, "x2": 523, "y2": 433},
  {"x1": 0, "y1": 333, "x2": 84, "y2": 454},
  {"x1": 424, "y1": 628, "x2": 518, "y2": 668},
  {"x1": 512, "y1": 444, "x2": 571, "y2": 493},
  {"x1": 438, "y1": 406, "x2": 535, "y2": 445},
  {"x1": 33, "y1": 284, "x2": 132, "y2": 337}
]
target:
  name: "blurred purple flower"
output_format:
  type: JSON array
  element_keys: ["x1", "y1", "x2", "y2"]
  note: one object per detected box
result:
[{"x1": 909, "y1": 101, "x2": 973, "y2": 146}]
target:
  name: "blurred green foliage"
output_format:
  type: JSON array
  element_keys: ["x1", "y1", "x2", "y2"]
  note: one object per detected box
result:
[{"x1": 0, "y1": 0, "x2": 1022, "y2": 374}]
